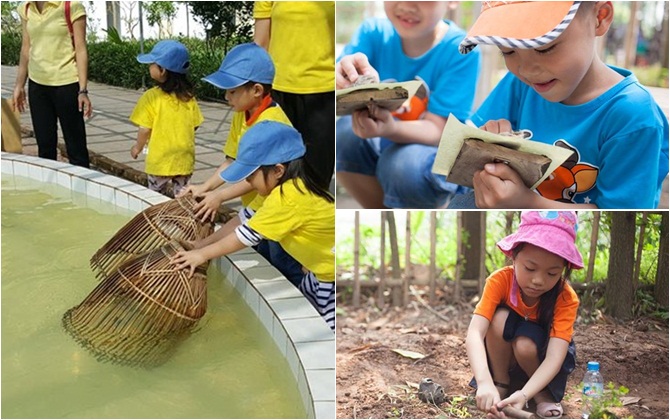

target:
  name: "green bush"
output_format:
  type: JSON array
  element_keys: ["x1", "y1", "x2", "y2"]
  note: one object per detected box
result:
[
  {"x1": 88, "y1": 41, "x2": 146, "y2": 89},
  {"x1": 1, "y1": 31, "x2": 21, "y2": 65},
  {"x1": 2, "y1": 34, "x2": 241, "y2": 101},
  {"x1": 87, "y1": 37, "x2": 228, "y2": 101}
]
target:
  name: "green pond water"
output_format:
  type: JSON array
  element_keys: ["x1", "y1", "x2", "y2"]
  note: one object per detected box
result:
[{"x1": 1, "y1": 175, "x2": 306, "y2": 419}]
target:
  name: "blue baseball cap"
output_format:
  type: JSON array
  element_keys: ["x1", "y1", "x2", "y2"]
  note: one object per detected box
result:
[
  {"x1": 220, "y1": 121, "x2": 306, "y2": 183},
  {"x1": 202, "y1": 43, "x2": 275, "y2": 90},
  {"x1": 137, "y1": 40, "x2": 190, "y2": 74}
]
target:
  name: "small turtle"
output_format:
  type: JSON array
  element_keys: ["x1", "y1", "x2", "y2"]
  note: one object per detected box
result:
[{"x1": 418, "y1": 377, "x2": 446, "y2": 405}]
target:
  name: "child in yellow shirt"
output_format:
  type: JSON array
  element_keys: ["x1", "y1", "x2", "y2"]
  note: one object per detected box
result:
[
  {"x1": 178, "y1": 43, "x2": 305, "y2": 287},
  {"x1": 172, "y1": 121, "x2": 335, "y2": 331},
  {"x1": 179, "y1": 43, "x2": 292, "y2": 220},
  {"x1": 130, "y1": 40, "x2": 204, "y2": 196}
]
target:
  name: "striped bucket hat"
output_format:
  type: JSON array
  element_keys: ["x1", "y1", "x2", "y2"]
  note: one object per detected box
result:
[{"x1": 459, "y1": 1, "x2": 582, "y2": 54}]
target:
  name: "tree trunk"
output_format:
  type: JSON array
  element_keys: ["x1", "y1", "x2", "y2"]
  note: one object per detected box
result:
[
  {"x1": 623, "y1": 2, "x2": 640, "y2": 68},
  {"x1": 504, "y1": 212, "x2": 516, "y2": 236},
  {"x1": 377, "y1": 212, "x2": 387, "y2": 308},
  {"x1": 586, "y1": 212, "x2": 601, "y2": 283},
  {"x1": 387, "y1": 212, "x2": 401, "y2": 279},
  {"x1": 429, "y1": 212, "x2": 437, "y2": 305},
  {"x1": 403, "y1": 212, "x2": 411, "y2": 307},
  {"x1": 660, "y1": 2, "x2": 669, "y2": 68},
  {"x1": 106, "y1": 1, "x2": 121, "y2": 32},
  {"x1": 655, "y1": 212, "x2": 668, "y2": 308},
  {"x1": 604, "y1": 212, "x2": 636, "y2": 320},
  {"x1": 353, "y1": 211, "x2": 360, "y2": 308},
  {"x1": 462, "y1": 212, "x2": 484, "y2": 280},
  {"x1": 633, "y1": 212, "x2": 648, "y2": 287}
]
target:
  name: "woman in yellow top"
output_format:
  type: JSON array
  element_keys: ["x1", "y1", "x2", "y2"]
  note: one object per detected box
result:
[
  {"x1": 254, "y1": 1, "x2": 335, "y2": 189},
  {"x1": 129, "y1": 40, "x2": 204, "y2": 197},
  {"x1": 172, "y1": 121, "x2": 335, "y2": 331},
  {"x1": 13, "y1": 1, "x2": 92, "y2": 168}
]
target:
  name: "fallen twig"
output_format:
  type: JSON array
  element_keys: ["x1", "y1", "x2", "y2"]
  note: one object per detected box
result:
[{"x1": 409, "y1": 285, "x2": 453, "y2": 323}]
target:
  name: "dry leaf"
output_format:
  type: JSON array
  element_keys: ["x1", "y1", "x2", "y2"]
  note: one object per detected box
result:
[
  {"x1": 406, "y1": 381, "x2": 420, "y2": 389},
  {"x1": 621, "y1": 396, "x2": 641, "y2": 406},
  {"x1": 392, "y1": 349, "x2": 425, "y2": 359}
]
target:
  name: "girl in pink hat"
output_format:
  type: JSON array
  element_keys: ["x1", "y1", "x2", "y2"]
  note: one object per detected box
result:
[{"x1": 466, "y1": 211, "x2": 583, "y2": 418}]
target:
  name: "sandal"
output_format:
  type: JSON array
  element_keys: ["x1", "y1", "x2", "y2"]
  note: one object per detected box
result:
[{"x1": 536, "y1": 401, "x2": 563, "y2": 419}]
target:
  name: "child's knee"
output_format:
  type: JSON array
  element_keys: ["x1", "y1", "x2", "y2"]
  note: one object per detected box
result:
[
  {"x1": 512, "y1": 336, "x2": 539, "y2": 361},
  {"x1": 487, "y1": 308, "x2": 509, "y2": 337}
]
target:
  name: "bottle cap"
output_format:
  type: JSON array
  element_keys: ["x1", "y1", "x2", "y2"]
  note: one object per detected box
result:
[{"x1": 587, "y1": 361, "x2": 600, "y2": 371}]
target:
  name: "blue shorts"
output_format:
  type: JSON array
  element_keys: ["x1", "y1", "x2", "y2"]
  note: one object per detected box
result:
[
  {"x1": 469, "y1": 308, "x2": 576, "y2": 402},
  {"x1": 336, "y1": 116, "x2": 468, "y2": 208}
]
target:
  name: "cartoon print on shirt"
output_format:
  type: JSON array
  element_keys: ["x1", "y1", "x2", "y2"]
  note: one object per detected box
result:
[{"x1": 536, "y1": 140, "x2": 599, "y2": 203}]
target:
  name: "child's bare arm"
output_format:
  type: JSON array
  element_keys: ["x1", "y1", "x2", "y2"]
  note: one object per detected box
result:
[
  {"x1": 519, "y1": 338, "x2": 569, "y2": 400},
  {"x1": 351, "y1": 108, "x2": 447, "y2": 146},
  {"x1": 466, "y1": 315, "x2": 501, "y2": 412},
  {"x1": 336, "y1": 52, "x2": 379, "y2": 89},
  {"x1": 130, "y1": 127, "x2": 151, "y2": 159}
]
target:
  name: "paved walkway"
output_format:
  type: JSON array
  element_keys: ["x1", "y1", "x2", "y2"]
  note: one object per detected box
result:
[{"x1": 2, "y1": 65, "x2": 241, "y2": 206}]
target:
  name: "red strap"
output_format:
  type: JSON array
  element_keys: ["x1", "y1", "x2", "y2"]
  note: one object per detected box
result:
[{"x1": 65, "y1": 1, "x2": 75, "y2": 49}]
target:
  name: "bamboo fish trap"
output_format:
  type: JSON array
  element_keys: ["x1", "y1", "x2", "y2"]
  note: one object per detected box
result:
[
  {"x1": 63, "y1": 241, "x2": 208, "y2": 368},
  {"x1": 90, "y1": 195, "x2": 214, "y2": 280}
]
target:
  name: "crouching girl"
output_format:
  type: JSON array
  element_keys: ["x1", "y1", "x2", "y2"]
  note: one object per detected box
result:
[
  {"x1": 466, "y1": 211, "x2": 583, "y2": 418},
  {"x1": 171, "y1": 121, "x2": 335, "y2": 330}
]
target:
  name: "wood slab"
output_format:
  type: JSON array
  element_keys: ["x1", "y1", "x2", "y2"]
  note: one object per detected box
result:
[
  {"x1": 336, "y1": 87, "x2": 409, "y2": 115},
  {"x1": 1, "y1": 98, "x2": 23, "y2": 154},
  {"x1": 447, "y1": 138, "x2": 552, "y2": 188}
]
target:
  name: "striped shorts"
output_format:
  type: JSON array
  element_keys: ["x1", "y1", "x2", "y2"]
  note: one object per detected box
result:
[{"x1": 299, "y1": 272, "x2": 335, "y2": 331}]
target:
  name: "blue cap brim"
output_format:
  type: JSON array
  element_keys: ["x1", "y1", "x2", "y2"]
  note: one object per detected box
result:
[
  {"x1": 136, "y1": 53, "x2": 157, "y2": 64},
  {"x1": 219, "y1": 161, "x2": 260, "y2": 184},
  {"x1": 202, "y1": 71, "x2": 247, "y2": 90}
]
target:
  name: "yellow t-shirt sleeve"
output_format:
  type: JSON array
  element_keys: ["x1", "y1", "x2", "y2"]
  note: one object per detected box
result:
[
  {"x1": 70, "y1": 1, "x2": 87, "y2": 22},
  {"x1": 193, "y1": 101, "x2": 204, "y2": 129},
  {"x1": 248, "y1": 192, "x2": 300, "y2": 242},
  {"x1": 224, "y1": 112, "x2": 244, "y2": 157},
  {"x1": 129, "y1": 89, "x2": 156, "y2": 129},
  {"x1": 17, "y1": 2, "x2": 28, "y2": 20},
  {"x1": 253, "y1": 1, "x2": 273, "y2": 19}
]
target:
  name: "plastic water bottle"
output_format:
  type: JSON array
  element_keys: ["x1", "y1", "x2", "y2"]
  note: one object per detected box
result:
[{"x1": 581, "y1": 361, "x2": 604, "y2": 419}]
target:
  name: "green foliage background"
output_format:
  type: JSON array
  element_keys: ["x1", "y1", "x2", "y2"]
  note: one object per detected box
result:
[
  {"x1": 0, "y1": 1, "x2": 253, "y2": 101},
  {"x1": 336, "y1": 212, "x2": 663, "y2": 287}
]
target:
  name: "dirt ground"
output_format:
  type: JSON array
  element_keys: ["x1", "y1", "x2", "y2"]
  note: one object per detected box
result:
[{"x1": 336, "y1": 292, "x2": 669, "y2": 419}]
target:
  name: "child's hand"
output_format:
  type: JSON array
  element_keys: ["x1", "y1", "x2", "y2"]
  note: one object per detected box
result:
[
  {"x1": 490, "y1": 390, "x2": 527, "y2": 419},
  {"x1": 480, "y1": 119, "x2": 514, "y2": 135},
  {"x1": 473, "y1": 163, "x2": 538, "y2": 208},
  {"x1": 336, "y1": 52, "x2": 379, "y2": 89},
  {"x1": 177, "y1": 183, "x2": 207, "y2": 198},
  {"x1": 351, "y1": 104, "x2": 396, "y2": 139},
  {"x1": 130, "y1": 144, "x2": 142, "y2": 159},
  {"x1": 193, "y1": 190, "x2": 223, "y2": 223},
  {"x1": 78, "y1": 93, "x2": 92, "y2": 119},
  {"x1": 475, "y1": 382, "x2": 501, "y2": 414},
  {"x1": 170, "y1": 249, "x2": 207, "y2": 278},
  {"x1": 12, "y1": 86, "x2": 26, "y2": 113}
]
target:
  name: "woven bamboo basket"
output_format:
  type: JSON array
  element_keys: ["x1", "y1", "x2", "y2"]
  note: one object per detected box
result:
[
  {"x1": 63, "y1": 241, "x2": 208, "y2": 368},
  {"x1": 90, "y1": 196, "x2": 214, "y2": 280}
]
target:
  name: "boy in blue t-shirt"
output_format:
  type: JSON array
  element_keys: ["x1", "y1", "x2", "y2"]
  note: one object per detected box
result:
[
  {"x1": 456, "y1": 1, "x2": 668, "y2": 209},
  {"x1": 336, "y1": 1, "x2": 481, "y2": 209}
]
